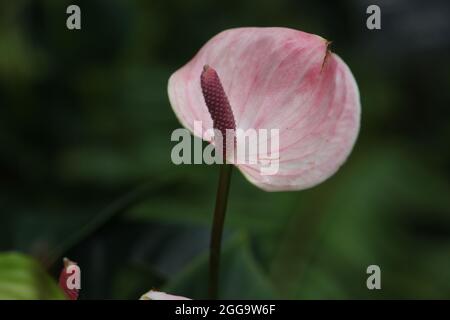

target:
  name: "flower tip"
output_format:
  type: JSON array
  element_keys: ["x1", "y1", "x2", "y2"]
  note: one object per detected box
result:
[
  {"x1": 63, "y1": 257, "x2": 76, "y2": 268},
  {"x1": 321, "y1": 40, "x2": 333, "y2": 71},
  {"x1": 201, "y1": 64, "x2": 216, "y2": 81}
]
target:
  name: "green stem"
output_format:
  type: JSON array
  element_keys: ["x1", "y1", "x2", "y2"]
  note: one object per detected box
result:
[{"x1": 208, "y1": 164, "x2": 233, "y2": 299}]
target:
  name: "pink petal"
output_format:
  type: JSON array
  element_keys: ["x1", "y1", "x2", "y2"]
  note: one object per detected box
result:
[
  {"x1": 140, "y1": 290, "x2": 191, "y2": 300},
  {"x1": 168, "y1": 27, "x2": 360, "y2": 191}
]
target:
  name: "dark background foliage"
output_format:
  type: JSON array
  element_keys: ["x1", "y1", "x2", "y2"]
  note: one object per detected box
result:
[{"x1": 0, "y1": 0, "x2": 449, "y2": 299}]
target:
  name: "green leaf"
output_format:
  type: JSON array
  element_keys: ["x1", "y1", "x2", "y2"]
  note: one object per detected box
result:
[
  {"x1": 0, "y1": 252, "x2": 65, "y2": 300},
  {"x1": 270, "y1": 146, "x2": 450, "y2": 299}
]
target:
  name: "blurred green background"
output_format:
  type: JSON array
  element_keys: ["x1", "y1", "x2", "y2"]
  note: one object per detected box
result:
[{"x1": 1, "y1": 0, "x2": 449, "y2": 299}]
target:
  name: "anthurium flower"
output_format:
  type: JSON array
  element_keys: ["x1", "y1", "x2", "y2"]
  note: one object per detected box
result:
[
  {"x1": 140, "y1": 290, "x2": 191, "y2": 300},
  {"x1": 168, "y1": 27, "x2": 360, "y2": 191}
]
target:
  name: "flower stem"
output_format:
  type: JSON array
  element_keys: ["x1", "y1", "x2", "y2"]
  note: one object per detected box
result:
[{"x1": 209, "y1": 164, "x2": 233, "y2": 299}]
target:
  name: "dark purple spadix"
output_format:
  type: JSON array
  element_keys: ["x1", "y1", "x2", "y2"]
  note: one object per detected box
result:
[
  {"x1": 201, "y1": 65, "x2": 236, "y2": 158},
  {"x1": 200, "y1": 65, "x2": 236, "y2": 135}
]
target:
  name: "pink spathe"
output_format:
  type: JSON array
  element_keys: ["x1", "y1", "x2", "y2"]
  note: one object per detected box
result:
[
  {"x1": 140, "y1": 290, "x2": 191, "y2": 300},
  {"x1": 168, "y1": 27, "x2": 361, "y2": 191}
]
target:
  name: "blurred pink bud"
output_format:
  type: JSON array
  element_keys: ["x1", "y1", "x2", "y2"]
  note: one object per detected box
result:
[
  {"x1": 58, "y1": 257, "x2": 79, "y2": 300},
  {"x1": 168, "y1": 27, "x2": 360, "y2": 191}
]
